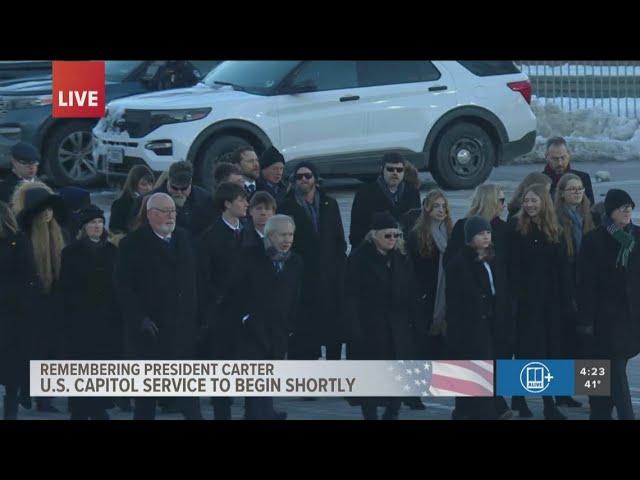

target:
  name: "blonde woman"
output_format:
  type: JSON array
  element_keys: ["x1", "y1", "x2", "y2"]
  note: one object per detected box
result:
[
  {"x1": 507, "y1": 172, "x2": 552, "y2": 221},
  {"x1": 345, "y1": 212, "x2": 417, "y2": 420},
  {"x1": 12, "y1": 182, "x2": 66, "y2": 413},
  {"x1": 507, "y1": 183, "x2": 571, "y2": 420},
  {"x1": 444, "y1": 183, "x2": 508, "y2": 266}
]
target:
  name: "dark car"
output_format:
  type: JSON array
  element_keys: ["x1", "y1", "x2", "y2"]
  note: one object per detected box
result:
[
  {"x1": 0, "y1": 60, "x2": 221, "y2": 186},
  {"x1": 0, "y1": 61, "x2": 52, "y2": 81}
]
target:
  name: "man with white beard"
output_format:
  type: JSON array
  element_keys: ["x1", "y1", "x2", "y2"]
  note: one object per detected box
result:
[{"x1": 114, "y1": 192, "x2": 202, "y2": 420}]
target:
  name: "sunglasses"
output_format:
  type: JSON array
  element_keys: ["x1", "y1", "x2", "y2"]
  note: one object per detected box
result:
[
  {"x1": 385, "y1": 167, "x2": 404, "y2": 174},
  {"x1": 383, "y1": 233, "x2": 402, "y2": 239},
  {"x1": 169, "y1": 183, "x2": 191, "y2": 192},
  {"x1": 563, "y1": 187, "x2": 585, "y2": 194},
  {"x1": 498, "y1": 198, "x2": 505, "y2": 204},
  {"x1": 295, "y1": 173, "x2": 314, "y2": 180}
]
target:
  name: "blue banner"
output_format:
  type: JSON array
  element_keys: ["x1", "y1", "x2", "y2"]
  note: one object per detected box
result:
[{"x1": 496, "y1": 360, "x2": 575, "y2": 396}]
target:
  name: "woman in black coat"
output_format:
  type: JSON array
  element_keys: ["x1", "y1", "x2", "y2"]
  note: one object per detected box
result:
[
  {"x1": 109, "y1": 165, "x2": 154, "y2": 235},
  {"x1": 578, "y1": 189, "x2": 640, "y2": 420},
  {"x1": 553, "y1": 173, "x2": 595, "y2": 408},
  {"x1": 507, "y1": 183, "x2": 571, "y2": 420},
  {"x1": 12, "y1": 182, "x2": 67, "y2": 413},
  {"x1": 445, "y1": 216, "x2": 513, "y2": 420},
  {"x1": 0, "y1": 202, "x2": 40, "y2": 419},
  {"x1": 345, "y1": 212, "x2": 418, "y2": 420},
  {"x1": 406, "y1": 189, "x2": 452, "y2": 359},
  {"x1": 58, "y1": 205, "x2": 122, "y2": 420}
]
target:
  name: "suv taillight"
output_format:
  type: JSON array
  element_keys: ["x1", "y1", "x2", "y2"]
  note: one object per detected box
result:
[{"x1": 508, "y1": 80, "x2": 532, "y2": 104}]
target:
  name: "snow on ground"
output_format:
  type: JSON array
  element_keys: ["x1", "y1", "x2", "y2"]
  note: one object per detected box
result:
[{"x1": 515, "y1": 98, "x2": 640, "y2": 164}]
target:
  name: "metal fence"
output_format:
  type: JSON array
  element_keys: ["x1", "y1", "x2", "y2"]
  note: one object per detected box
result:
[{"x1": 516, "y1": 61, "x2": 640, "y2": 119}]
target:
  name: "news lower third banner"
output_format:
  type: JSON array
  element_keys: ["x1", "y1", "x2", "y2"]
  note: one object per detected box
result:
[{"x1": 30, "y1": 360, "x2": 494, "y2": 397}]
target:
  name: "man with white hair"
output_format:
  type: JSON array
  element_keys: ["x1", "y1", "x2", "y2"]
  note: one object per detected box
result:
[
  {"x1": 114, "y1": 192, "x2": 202, "y2": 420},
  {"x1": 225, "y1": 214, "x2": 304, "y2": 420}
]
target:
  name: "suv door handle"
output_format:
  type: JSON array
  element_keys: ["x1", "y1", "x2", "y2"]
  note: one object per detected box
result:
[
  {"x1": 428, "y1": 85, "x2": 448, "y2": 92},
  {"x1": 339, "y1": 95, "x2": 360, "y2": 102}
]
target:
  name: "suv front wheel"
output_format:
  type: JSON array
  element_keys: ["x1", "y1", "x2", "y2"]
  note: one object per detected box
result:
[
  {"x1": 196, "y1": 134, "x2": 252, "y2": 191},
  {"x1": 429, "y1": 122, "x2": 495, "y2": 190},
  {"x1": 44, "y1": 120, "x2": 100, "y2": 187}
]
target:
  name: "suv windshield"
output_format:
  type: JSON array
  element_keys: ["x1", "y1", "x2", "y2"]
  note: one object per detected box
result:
[
  {"x1": 202, "y1": 61, "x2": 299, "y2": 94},
  {"x1": 106, "y1": 61, "x2": 144, "y2": 82}
]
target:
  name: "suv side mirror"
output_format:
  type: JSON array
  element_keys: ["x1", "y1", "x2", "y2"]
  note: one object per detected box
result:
[{"x1": 286, "y1": 79, "x2": 317, "y2": 94}]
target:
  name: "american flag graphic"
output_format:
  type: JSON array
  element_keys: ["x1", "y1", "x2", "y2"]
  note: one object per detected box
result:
[{"x1": 389, "y1": 360, "x2": 494, "y2": 397}]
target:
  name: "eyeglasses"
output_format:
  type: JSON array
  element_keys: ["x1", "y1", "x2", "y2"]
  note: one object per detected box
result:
[
  {"x1": 16, "y1": 160, "x2": 39, "y2": 166},
  {"x1": 383, "y1": 233, "x2": 402, "y2": 239},
  {"x1": 563, "y1": 187, "x2": 585, "y2": 193},
  {"x1": 385, "y1": 167, "x2": 404, "y2": 174},
  {"x1": 618, "y1": 204, "x2": 634, "y2": 213},
  {"x1": 498, "y1": 198, "x2": 505, "y2": 204},
  {"x1": 169, "y1": 183, "x2": 191, "y2": 192},
  {"x1": 150, "y1": 207, "x2": 177, "y2": 215},
  {"x1": 295, "y1": 173, "x2": 313, "y2": 180}
]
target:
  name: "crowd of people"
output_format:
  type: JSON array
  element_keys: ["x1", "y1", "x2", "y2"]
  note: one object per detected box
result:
[{"x1": 0, "y1": 136, "x2": 639, "y2": 421}]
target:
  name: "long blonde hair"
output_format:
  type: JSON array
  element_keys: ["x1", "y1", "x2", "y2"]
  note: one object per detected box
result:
[
  {"x1": 467, "y1": 183, "x2": 502, "y2": 220},
  {"x1": 412, "y1": 189, "x2": 452, "y2": 258},
  {"x1": 516, "y1": 183, "x2": 560, "y2": 244},
  {"x1": 11, "y1": 181, "x2": 65, "y2": 292},
  {"x1": 554, "y1": 173, "x2": 594, "y2": 257}
]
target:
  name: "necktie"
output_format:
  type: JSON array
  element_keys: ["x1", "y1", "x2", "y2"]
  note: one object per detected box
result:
[
  {"x1": 308, "y1": 202, "x2": 319, "y2": 233},
  {"x1": 234, "y1": 228, "x2": 241, "y2": 241}
]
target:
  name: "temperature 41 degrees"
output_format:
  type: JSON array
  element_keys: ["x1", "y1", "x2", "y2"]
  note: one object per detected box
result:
[{"x1": 584, "y1": 379, "x2": 602, "y2": 389}]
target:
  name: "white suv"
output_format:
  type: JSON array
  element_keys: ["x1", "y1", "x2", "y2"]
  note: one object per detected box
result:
[{"x1": 93, "y1": 60, "x2": 536, "y2": 190}]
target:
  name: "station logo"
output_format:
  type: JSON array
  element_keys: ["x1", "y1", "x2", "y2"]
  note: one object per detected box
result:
[
  {"x1": 52, "y1": 61, "x2": 105, "y2": 118},
  {"x1": 519, "y1": 361, "x2": 554, "y2": 394}
]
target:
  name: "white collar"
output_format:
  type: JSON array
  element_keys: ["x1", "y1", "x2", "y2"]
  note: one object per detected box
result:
[
  {"x1": 154, "y1": 231, "x2": 171, "y2": 242},
  {"x1": 222, "y1": 216, "x2": 241, "y2": 231},
  {"x1": 256, "y1": 229, "x2": 264, "y2": 239},
  {"x1": 244, "y1": 179, "x2": 256, "y2": 187}
]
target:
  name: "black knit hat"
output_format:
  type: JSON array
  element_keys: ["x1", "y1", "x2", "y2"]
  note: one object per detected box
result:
[
  {"x1": 293, "y1": 161, "x2": 319, "y2": 181},
  {"x1": 77, "y1": 204, "x2": 105, "y2": 228},
  {"x1": 605, "y1": 189, "x2": 635, "y2": 216},
  {"x1": 371, "y1": 211, "x2": 398, "y2": 230},
  {"x1": 11, "y1": 141, "x2": 40, "y2": 164},
  {"x1": 259, "y1": 146, "x2": 285, "y2": 170},
  {"x1": 17, "y1": 187, "x2": 66, "y2": 228},
  {"x1": 464, "y1": 215, "x2": 492, "y2": 244}
]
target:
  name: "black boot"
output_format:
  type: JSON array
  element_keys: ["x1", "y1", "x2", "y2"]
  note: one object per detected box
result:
[
  {"x1": 543, "y1": 397, "x2": 567, "y2": 420},
  {"x1": 555, "y1": 396, "x2": 582, "y2": 408},
  {"x1": 403, "y1": 397, "x2": 427, "y2": 410},
  {"x1": 511, "y1": 396, "x2": 533, "y2": 418},
  {"x1": 3, "y1": 395, "x2": 19, "y2": 420}
]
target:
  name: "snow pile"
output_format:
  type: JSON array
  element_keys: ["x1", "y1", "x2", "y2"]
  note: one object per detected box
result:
[{"x1": 514, "y1": 98, "x2": 640, "y2": 164}]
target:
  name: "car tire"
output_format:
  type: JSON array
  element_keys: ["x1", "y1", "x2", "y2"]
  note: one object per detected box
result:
[
  {"x1": 196, "y1": 135, "x2": 252, "y2": 191},
  {"x1": 429, "y1": 122, "x2": 495, "y2": 190},
  {"x1": 44, "y1": 120, "x2": 100, "y2": 187}
]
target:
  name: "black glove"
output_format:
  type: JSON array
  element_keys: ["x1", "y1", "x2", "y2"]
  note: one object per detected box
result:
[{"x1": 141, "y1": 318, "x2": 159, "y2": 338}]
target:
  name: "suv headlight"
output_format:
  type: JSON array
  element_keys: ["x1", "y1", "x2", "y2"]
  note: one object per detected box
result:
[
  {"x1": 150, "y1": 108, "x2": 211, "y2": 127},
  {"x1": 6, "y1": 95, "x2": 53, "y2": 110}
]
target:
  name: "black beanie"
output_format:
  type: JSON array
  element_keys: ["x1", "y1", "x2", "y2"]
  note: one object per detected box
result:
[
  {"x1": 78, "y1": 205, "x2": 105, "y2": 228},
  {"x1": 259, "y1": 146, "x2": 285, "y2": 170},
  {"x1": 464, "y1": 215, "x2": 492, "y2": 244},
  {"x1": 294, "y1": 161, "x2": 319, "y2": 181},
  {"x1": 605, "y1": 189, "x2": 635, "y2": 216},
  {"x1": 371, "y1": 211, "x2": 398, "y2": 230}
]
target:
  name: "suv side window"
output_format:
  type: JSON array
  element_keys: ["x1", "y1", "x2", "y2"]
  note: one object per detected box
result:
[
  {"x1": 290, "y1": 61, "x2": 358, "y2": 92},
  {"x1": 458, "y1": 61, "x2": 520, "y2": 76},
  {"x1": 357, "y1": 61, "x2": 441, "y2": 87}
]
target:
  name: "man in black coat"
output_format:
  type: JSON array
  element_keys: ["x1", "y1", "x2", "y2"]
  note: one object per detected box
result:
[
  {"x1": 134, "y1": 160, "x2": 216, "y2": 239},
  {"x1": 0, "y1": 142, "x2": 41, "y2": 204},
  {"x1": 578, "y1": 189, "x2": 640, "y2": 420},
  {"x1": 256, "y1": 146, "x2": 288, "y2": 207},
  {"x1": 114, "y1": 192, "x2": 201, "y2": 420},
  {"x1": 197, "y1": 182, "x2": 249, "y2": 420},
  {"x1": 279, "y1": 161, "x2": 347, "y2": 362},
  {"x1": 542, "y1": 136, "x2": 595, "y2": 205},
  {"x1": 231, "y1": 146, "x2": 260, "y2": 198},
  {"x1": 227, "y1": 214, "x2": 304, "y2": 420},
  {"x1": 349, "y1": 152, "x2": 421, "y2": 248}
]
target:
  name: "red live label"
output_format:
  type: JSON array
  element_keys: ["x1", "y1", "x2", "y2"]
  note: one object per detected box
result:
[{"x1": 52, "y1": 61, "x2": 105, "y2": 118}]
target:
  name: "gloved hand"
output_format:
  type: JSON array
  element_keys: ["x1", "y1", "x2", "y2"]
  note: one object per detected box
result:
[{"x1": 141, "y1": 318, "x2": 159, "y2": 338}]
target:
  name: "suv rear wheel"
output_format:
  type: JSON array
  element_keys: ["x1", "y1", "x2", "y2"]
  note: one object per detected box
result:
[{"x1": 429, "y1": 122, "x2": 495, "y2": 190}]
